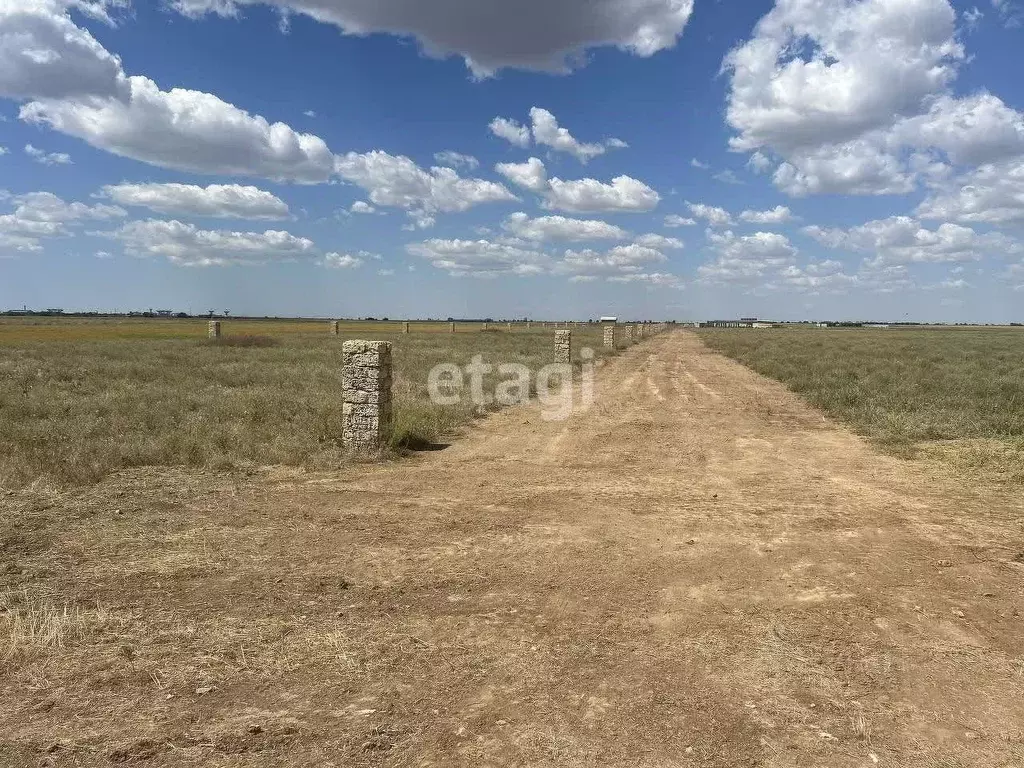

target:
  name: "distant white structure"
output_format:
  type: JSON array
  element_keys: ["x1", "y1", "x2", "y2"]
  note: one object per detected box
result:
[{"x1": 600, "y1": 316, "x2": 618, "y2": 323}]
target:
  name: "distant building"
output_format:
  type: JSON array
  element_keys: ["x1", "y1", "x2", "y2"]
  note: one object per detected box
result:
[
  {"x1": 600, "y1": 316, "x2": 618, "y2": 323},
  {"x1": 702, "y1": 320, "x2": 754, "y2": 328}
]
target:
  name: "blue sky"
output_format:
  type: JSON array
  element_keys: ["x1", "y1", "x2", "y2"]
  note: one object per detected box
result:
[{"x1": 1, "y1": 0, "x2": 1023, "y2": 322}]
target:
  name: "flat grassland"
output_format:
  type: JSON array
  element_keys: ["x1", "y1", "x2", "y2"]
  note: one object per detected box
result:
[
  {"x1": 3, "y1": 330, "x2": 1023, "y2": 767},
  {"x1": 701, "y1": 326, "x2": 1024, "y2": 480},
  {"x1": 0, "y1": 318, "x2": 615, "y2": 489}
]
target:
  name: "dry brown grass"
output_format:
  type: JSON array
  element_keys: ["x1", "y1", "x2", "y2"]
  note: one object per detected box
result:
[
  {"x1": 700, "y1": 327, "x2": 1024, "y2": 480},
  {"x1": 1, "y1": 589, "x2": 122, "y2": 661},
  {"x1": 0, "y1": 319, "x2": 622, "y2": 488},
  {"x1": 2, "y1": 330, "x2": 1022, "y2": 766}
]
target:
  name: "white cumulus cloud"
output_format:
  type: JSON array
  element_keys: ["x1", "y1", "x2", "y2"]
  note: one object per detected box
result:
[
  {"x1": 324, "y1": 251, "x2": 364, "y2": 268},
  {"x1": 723, "y1": 0, "x2": 1024, "y2": 197},
  {"x1": 434, "y1": 150, "x2": 480, "y2": 170},
  {"x1": 168, "y1": 0, "x2": 695, "y2": 77},
  {"x1": 497, "y1": 157, "x2": 661, "y2": 215},
  {"x1": 917, "y1": 157, "x2": 1024, "y2": 225},
  {"x1": 528, "y1": 107, "x2": 624, "y2": 164},
  {"x1": 0, "y1": 0, "x2": 128, "y2": 102},
  {"x1": 546, "y1": 175, "x2": 659, "y2": 213},
  {"x1": 501, "y1": 211, "x2": 628, "y2": 242},
  {"x1": 24, "y1": 143, "x2": 71, "y2": 165},
  {"x1": 664, "y1": 214, "x2": 697, "y2": 227},
  {"x1": 687, "y1": 202, "x2": 733, "y2": 228},
  {"x1": 634, "y1": 233, "x2": 683, "y2": 249},
  {"x1": 495, "y1": 157, "x2": 549, "y2": 193},
  {"x1": 804, "y1": 216, "x2": 1022, "y2": 265},
  {"x1": 1, "y1": 189, "x2": 124, "y2": 251},
  {"x1": 699, "y1": 229, "x2": 798, "y2": 283},
  {"x1": 406, "y1": 238, "x2": 549, "y2": 277},
  {"x1": 101, "y1": 183, "x2": 290, "y2": 219},
  {"x1": 739, "y1": 205, "x2": 797, "y2": 225},
  {"x1": 489, "y1": 117, "x2": 531, "y2": 148},
  {"x1": 109, "y1": 218, "x2": 318, "y2": 266},
  {"x1": 5, "y1": 3, "x2": 337, "y2": 182},
  {"x1": 336, "y1": 150, "x2": 517, "y2": 221},
  {"x1": 23, "y1": 76, "x2": 336, "y2": 182}
]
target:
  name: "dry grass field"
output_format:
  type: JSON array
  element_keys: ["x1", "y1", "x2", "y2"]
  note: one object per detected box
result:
[
  {"x1": 0, "y1": 318, "x2": 618, "y2": 489},
  {"x1": 701, "y1": 326, "x2": 1024, "y2": 482},
  {"x1": 2, "y1": 330, "x2": 1022, "y2": 767}
]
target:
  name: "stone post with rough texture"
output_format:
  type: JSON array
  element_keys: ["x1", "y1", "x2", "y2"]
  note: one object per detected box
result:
[
  {"x1": 603, "y1": 324, "x2": 615, "y2": 348},
  {"x1": 450, "y1": 322, "x2": 456, "y2": 333},
  {"x1": 555, "y1": 330, "x2": 571, "y2": 363},
  {"x1": 329, "y1": 320, "x2": 339, "y2": 336},
  {"x1": 403, "y1": 321, "x2": 410, "y2": 334},
  {"x1": 507, "y1": 322, "x2": 512, "y2": 331},
  {"x1": 527, "y1": 321, "x2": 532, "y2": 330},
  {"x1": 625, "y1": 325, "x2": 634, "y2": 342},
  {"x1": 342, "y1": 340, "x2": 393, "y2": 451},
  {"x1": 208, "y1": 320, "x2": 221, "y2": 339}
]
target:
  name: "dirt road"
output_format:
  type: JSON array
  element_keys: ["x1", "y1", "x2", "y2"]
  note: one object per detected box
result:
[{"x1": 4, "y1": 331, "x2": 1024, "y2": 766}]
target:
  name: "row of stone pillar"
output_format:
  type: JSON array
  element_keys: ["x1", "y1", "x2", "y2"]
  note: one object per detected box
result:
[
  {"x1": 602, "y1": 323, "x2": 666, "y2": 347},
  {"x1": 207, "y1": 323, "x2": 669, "y2": 448},
  {"x1": 209, "y1": 320, "x2": 670, "y2": 342},
  {"x1": 340, "y1": 325, "x2": 669, "y2": 449},
  {"x1": 209, "y1": 321, "x2": 668, "y2": 340}
]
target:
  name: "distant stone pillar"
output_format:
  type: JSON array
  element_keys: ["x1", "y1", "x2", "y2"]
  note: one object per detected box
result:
[
  {"x1": 329, "y1": 320, "x2": 339, "y2": 335},
  {"x1": 626, "y1": 325, "x2": 634, "y2": 342},
  {"x1": 507, "y1": 322, "x2": 512, "y2": 331},
  {"x1": 403, "y1": 321, "x2": 410, "y2": 334},
  {"x1": 482, "y1": 321, "x2": 489, "y2": 331},
  {"x1": 527, "y1": 321, "x2": 532, "y2": 330},
  {"x1": 450, "y1": 322, "x2": 456, "y2": 333},
  {"x1": 208, "y1": 320, "x2": 221, "y2": 339},
  {"x1": 342, "y1": 340, "x2": 393, "y2": 451},
  {"x1": 603, "y1": 324, "x2": 615, "y2": 348},
  {"x1": 555, "y1": 330, "x2": 571, "y2": 363}
]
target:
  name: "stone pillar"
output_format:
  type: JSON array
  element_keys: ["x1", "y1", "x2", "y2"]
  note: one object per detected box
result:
[
  {"x1": 555, "y1": 330, "x2": 571, "y2": 363},
  {"x1": 342, "y1": 340, "x2": 393, "y2": 451},
  {"x1": 403, "y1": 321, "x2": 410, "y2": 334},
  {"x1": 507, "y1": 322, "x2": 512, "y2": 331},
  {"x1": 208, "y1": 320, "x2": 221, "y2": 339},
  {"x1": 482, "y1": 321, "x2": 489, "y2": 331},
  {"x1": 603, "y1": 324, "x2": 615, "y2": 348},
  {"x1": 450, "y1": 322, "x2": 456, "y2": 333},
  {"x1": 527, "y1": 321, "x2": 532, "y2": 330},
  {"x1": 329, "y1": 320, "x2": 339, "y2": 335},
  {"x1": 626, "y1": 325, "x2": 634, "y2": 342}
]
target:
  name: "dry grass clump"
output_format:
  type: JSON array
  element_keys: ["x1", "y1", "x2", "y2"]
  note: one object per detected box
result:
[
  {"x1": 1, "y1": 589, "x2": 120, "y2": 660},
  {"x1": 0, "y1": 320, "x2": 618, "y2": 487},
  {"x1": 204, "y1": 334, "x2": 279, "y2": 348},
  {"x1": 701, "y1": 327, "x2": 1024, "y2": 476}
]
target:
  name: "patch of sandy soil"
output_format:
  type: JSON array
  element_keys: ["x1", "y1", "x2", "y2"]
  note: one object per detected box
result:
[{"x1": 2, "y1": 331, "x2": 1022, "y2": 767}]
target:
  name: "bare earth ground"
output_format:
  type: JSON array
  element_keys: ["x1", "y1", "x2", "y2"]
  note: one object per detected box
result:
[{"x1": 3, "y1": 330, "x2": 1023, "y2": 767}]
